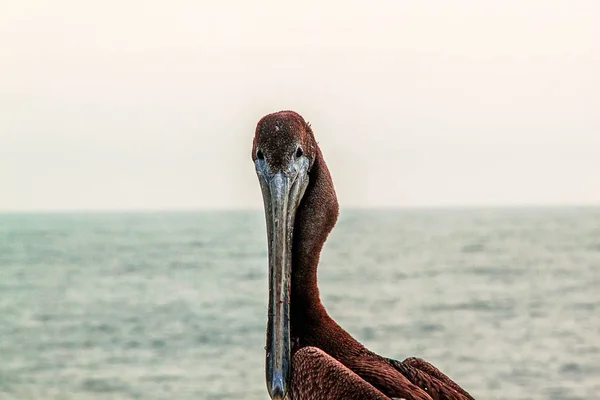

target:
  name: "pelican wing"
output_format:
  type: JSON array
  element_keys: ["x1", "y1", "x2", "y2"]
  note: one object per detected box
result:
[
  {"x1": 293, "y1": 347, "x2": 438, "y2": 400},
  {"x1": 292, "y1": 346, "x2": 390, "y2": 400},
  {"x1": 386, "y1": 357, "x2": 475, "y2": 400}
]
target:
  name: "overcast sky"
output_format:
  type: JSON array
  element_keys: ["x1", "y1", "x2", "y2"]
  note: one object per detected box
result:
[{"x1": 1, "y1": 1, "x2": 598, "y2": 211}]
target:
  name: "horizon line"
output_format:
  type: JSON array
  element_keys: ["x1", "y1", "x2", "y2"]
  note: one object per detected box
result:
[{"x1": 1, "y1": 203, "x2": 599, "y2": 214}]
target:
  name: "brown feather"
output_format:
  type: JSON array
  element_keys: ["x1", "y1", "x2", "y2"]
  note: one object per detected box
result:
[
  {"x1": 401, "y1": 358, "x2": 475, "y2": 400},
  {"x1": 292, "y1": 347, "x2": 389, "y2": 400},
  {"x1": 387, "y1": 358, "x2": 475, "y2": 400}
]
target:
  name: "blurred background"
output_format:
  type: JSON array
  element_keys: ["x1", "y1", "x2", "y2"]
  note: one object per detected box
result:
[{"x1": 1, "y1": 1, "x2": 599, "y2": 399}]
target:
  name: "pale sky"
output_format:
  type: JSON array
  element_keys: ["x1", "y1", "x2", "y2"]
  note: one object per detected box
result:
[{"x1": 1, "y1": 1, "x2": 598, "y2": 211}]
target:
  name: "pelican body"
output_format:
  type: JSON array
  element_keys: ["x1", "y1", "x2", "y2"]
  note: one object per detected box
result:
[{"x1": 253, "y1": 110, "x2": 475, "y2": 400}]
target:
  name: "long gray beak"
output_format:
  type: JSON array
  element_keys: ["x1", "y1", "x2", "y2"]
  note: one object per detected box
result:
[{"x1": 256, "y1": 155, "x2": 309, "y2": 400}]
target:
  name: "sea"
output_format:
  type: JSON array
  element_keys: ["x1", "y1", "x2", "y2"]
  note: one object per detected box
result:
[{"x1": 0, "y1": 208, "x2": 599, "y2": 400}]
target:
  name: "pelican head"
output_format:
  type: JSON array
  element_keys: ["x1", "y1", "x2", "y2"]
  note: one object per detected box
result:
[{"x1": 252, "y1": 110, "x2": 315, "y2": 400}]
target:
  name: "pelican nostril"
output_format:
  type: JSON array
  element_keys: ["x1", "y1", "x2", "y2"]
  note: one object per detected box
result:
[
  {"x1": 295, "y1": 146, "x2": 303, "y2": 158},
  {"x1": 257, "y1": 150, "x2": 264, "y2": 160}
]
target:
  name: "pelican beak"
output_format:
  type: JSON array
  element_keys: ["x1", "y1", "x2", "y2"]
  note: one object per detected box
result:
[{"x1": 255, "y1": 154, "x2": 309, "y2": 400}]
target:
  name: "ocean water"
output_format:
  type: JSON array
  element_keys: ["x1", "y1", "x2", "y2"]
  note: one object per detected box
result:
[{"x1": 0, "y1": 208, "x2": 599, "y2": 400}]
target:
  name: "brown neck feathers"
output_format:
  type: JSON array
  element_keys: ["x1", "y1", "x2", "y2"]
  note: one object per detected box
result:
[
  {"x1": 291, "y1": 146, "x2": 339, "y2": 316},
  {"x1": 290, "y1": 142, "x2": 369, "y2": 360}
]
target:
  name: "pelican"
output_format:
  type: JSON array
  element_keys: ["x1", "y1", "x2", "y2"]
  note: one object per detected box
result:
[{"x1": 253, "y1": 110, "x2": 476, "y2": 400}]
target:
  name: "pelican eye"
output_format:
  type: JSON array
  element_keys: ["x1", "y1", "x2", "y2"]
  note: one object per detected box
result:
[
  {"x1": 256, "y1": 150, "x2": 264, "y2": 160},
  {"x1": 295, "y1": 146, "x2": 303, "y2": 158}
]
